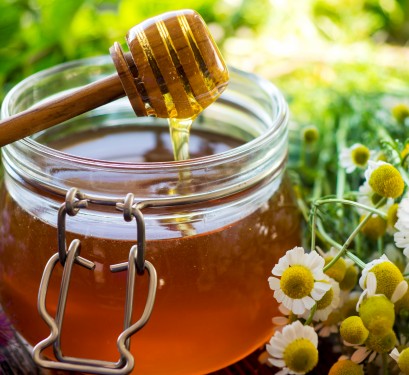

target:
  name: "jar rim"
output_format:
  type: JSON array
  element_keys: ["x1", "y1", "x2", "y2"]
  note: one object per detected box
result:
[{"x1": 1, "y1": 56, "x2": 288, "y2": 171}]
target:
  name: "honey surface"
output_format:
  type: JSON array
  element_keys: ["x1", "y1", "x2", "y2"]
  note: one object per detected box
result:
[{"x1": 0, "y1": 127, "x2": 300, "y2": 374}]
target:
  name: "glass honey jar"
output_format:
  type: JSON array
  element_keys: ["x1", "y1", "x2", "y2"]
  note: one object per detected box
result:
[{"x1": 0, "y1": 56, "x2": 300, "y2": 375}]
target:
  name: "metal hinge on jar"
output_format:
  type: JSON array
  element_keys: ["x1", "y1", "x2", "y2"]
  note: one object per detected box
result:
[{"x1": 32, "y1": 188, "x2": 157, "y2": 375}]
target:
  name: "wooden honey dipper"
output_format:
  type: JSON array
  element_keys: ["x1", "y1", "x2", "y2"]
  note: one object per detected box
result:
[{"x1": 0, "y1": 9, "x2": 229, "y2": 147}]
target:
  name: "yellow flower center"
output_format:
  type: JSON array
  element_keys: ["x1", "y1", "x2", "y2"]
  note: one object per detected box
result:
[
  {"x1": 392, "y1": 103, "x2": 409, "y2": 124},
  {"x1": 359, "y1": 295, "x2": 395, "y2": 336},
  {"x1": 303, "y1": 126, "x2": 319, "y2": 144},
  {"x1": 351, "y1": 145, "x2": 370, "y2": 167},
  {"x1": 316, "y1": 285, "x2": 334, "y2": 310},
  {"x1": 370, "y1": 261, "x2": 403, "y2": 299},
  {"x1": 398, "y1": 347, "x2": 409, "y2": 374},
  {"x1": 324, "y1": 256, "x2": 346, "y2": 282},
  {"x1": 359, "y1": 215, "x2": 387, "y2": 240},
  {"x1": 339, "y1": 316, "x2": 369, "y2": 345},
  {"x1": 365, "y1": 330, "x2": 397, "y2": 353},
  {"x1": 387, "y1": 203, "x2": 399, "y2": 228},
  {"x1": 339, "y1": 265, "x2": 358, "y2": 291},
  {"x1": 329, "y1": 359, "x2": 364, "y2": 375},
  {"x1": 369, "y1": 164, "x2": 404, "y2": 199},
  {"x1": 283, "y1": 338, "x2": 318, "y2": 373},
  {"x1": 280, "y1": 265, "x2": 314, "y2": 299}
]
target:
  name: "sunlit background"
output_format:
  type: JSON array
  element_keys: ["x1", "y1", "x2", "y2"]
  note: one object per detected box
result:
[{"x1": 1, "y1": 0, "x2": 409, "y2": 125}]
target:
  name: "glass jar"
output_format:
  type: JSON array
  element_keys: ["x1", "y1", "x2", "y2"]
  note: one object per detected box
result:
[{"x1": 0, "y1": 56, "x2": 300, "y2": 375}]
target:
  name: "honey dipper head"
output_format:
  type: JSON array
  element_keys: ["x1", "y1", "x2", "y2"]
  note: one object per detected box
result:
[{"x1": 110, "y1": 9, "x2": 229, "y2": 120}]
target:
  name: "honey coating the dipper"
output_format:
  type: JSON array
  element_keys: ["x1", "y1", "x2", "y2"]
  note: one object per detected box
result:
[
  {"x1": 111, "y1": 9, "x2": 229, "y2": 120},
  {"x1": 110, "y1": 9, "x2": 229, "y2": 160}
]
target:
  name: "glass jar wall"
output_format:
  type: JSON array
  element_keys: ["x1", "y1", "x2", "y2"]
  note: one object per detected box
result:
[{"x1": 0, "y1": 57, "x2": 300, "y2": 375}]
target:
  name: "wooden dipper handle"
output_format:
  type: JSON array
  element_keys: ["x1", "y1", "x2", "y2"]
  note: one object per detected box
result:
[{"x1": 0, "y1": 9, "x2": 228, "y2": 147}]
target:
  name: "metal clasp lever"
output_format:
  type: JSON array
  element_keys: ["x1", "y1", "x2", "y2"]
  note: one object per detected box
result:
[{"x1": 32, "y1": 189, "x2": 158, "y2": 375}]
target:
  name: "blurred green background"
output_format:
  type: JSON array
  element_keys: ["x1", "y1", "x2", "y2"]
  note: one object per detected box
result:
[{"x1": 1, "y1": 0, "x2": 409, "y2": 123}]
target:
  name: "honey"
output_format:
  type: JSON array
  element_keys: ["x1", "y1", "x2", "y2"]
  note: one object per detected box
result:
[{"x1": 0, "y1": 58, "x2": 299, "y2": 374}]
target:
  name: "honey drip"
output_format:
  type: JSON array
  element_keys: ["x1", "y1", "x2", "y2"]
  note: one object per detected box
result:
[{"x1": 168, "y1": 117, "x2": 193, "y2": 161}]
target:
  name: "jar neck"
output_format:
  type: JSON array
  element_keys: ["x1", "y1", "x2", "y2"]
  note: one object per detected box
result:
[{"x1": 1, "y1": 59, "x2": 289, "y2": 204}]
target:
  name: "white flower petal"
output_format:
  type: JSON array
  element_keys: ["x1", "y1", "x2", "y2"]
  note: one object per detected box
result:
[
  {"x1": 266, "y1": 344, "x2": 285, "y2": 358},
  {"x1": 390, "y1": 348, "x2": 400, "y2": 362},
  {"x1": 274, "y1": 289, "x2": 285, "y2": 303},
  {"x1": 301, "y1": 296, "x2": 315, "y2": 310},
  {"x1": 351, "y1": 347, "x2": 371, "y2": 363},
  {"x1": 291, "y1": 299, "x2": 306, "y2": 315},
  {"x1": 368, "y1": 351, "x2": 377, "y2": 363},
  {"x1": 272, "y1": 260, "x2": 289, "y2": 276},
  {"x1": 302, "y1": 325, "x2": 318, "y2": 346},
  {"x1": 283, "y1": 321, "x2": 299, "y2": 341},
  {"x1": 275, "y1": 368, "x2": 290, "y2": 375},
  {"x1": 391, "y1": 280, "x2": 408, "y2": 303},
  {"x1": 272, "y1": 316, "x2": 289, "y2": 326},
  {"x1": 356, "y1": 289, "x2": 368, "y2": 312},
  {"x1": 269, "y1": 358, "x2": 286, "y2": 368},
  {"x1": 305, "y1": 251, "x2": 325, "y2": 270},
  {"x1": 287, "y1": 247, "x2": 305, "y2": 265},
  {"x1": 279, "y1": 304, "x2": 291, "y2": 315},
  {"x1": 282, "y1": 295, "x2": 293, "y2": 311},
  {"x1": 268, "y1": 276, "x2": 281, "y2": 290},
  {"x1": 366, "y1": 272, "x2": 377, "y2": 296}
]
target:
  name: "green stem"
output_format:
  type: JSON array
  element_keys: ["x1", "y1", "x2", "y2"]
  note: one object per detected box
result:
[
  {"x1": 335, "y1": 117, "x2": 348, "y2": 223},
  {"x1": 345, "y1": 251, "x2": 366, "y2": 269},
  {"x1": 316, "y1": 219, "x2": 343, "y2": 250},
  {"x1": 377, "y1": 237, "x2": 384, "y2": 256},
  {"x1": 310, "y1": 205, "x2": 317, "y2": 252},
  {"x1": 304, "y1": 303, "x2": 317, "y2": 326},
  {"x1": 313, "y1": 198, "x2": 387, "y2": 219},
  {"x1": 295, "y1": 194, "x2": 310, "y2": 223},
  {"x1": 323, "y1": 197, "x2": 386, "y2": 272}
]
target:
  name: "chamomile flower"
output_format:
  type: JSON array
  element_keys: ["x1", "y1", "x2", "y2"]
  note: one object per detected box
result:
[
  {"x1": 314, "y1": 310, "x2": 342, "y2": 337},
  {"x1": 391, "y1": 347, "x2": 409, "y2": 374},
  {"x1": 351, "y1": 330, "x2": 397, "y2": 364},
  {"x1": 340, "y1": 316, "x2": 369, "y2": 345},
  {"x1": 323, "y1": 248, "x2": 347, "y2": 283},
  {"x1": 356, "y1": 180, "x2": 393, "y2": 216},
  {"x1": 359, "y1": 254, "x2": 407, "y2": 302},
  {"x1": 339, "y1": 143, "x2": 373, "y2": 173},
  {"x1": 302, "y1": 125, "x2": 319, "y2": 144},
  {"x1": 272, "y1": 304, "x2": 293, "y2": 331},
  {"x1": 328, "y1": 359, "x2": 364, "y2": 375},
  {"x1": 339, "y1": 262, "x2": 359, "y2": 292},
  {"x1": 359, "y1": 294, "x2": 395, "y2": 336},
  {"x1": 359, "y1": 214, "x2": 387, "y2": 240},
  {"x1": 394, "y1": 197, "x2": 409, "y2": 257},
  {"x1": 266, "y1": 320, "x2": 319, "y2": 375},
  {"x1": 365, "y1": 160, "x2": 404, "y2": 199},
  {"x1": 300, "y1": 275, "x2": 341, "y2": 322},
  {"x1": 268, "y1": 247, "x2": 331, "y2": 315},
  {"x1": 392, "y1": 103, "x2": 409, "y2": 124},
  {"x1": 387, "y1": 203, "x2": 399, "y2": 232}
]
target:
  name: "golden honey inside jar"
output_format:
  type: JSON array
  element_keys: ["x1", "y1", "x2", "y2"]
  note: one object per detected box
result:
[{"x1": 0, "y1": 57, "x2": 300, "y2": 375}]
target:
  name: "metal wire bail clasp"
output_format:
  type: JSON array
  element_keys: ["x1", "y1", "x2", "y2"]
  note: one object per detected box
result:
[{"x1": 32, "y1": 189, "x2": 158, "y2": 375}]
